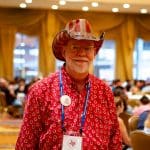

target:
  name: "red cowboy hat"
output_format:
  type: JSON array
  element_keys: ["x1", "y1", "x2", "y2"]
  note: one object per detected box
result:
[{"x1": 52, "y1": 19, "x2": 105, "y2": 61}]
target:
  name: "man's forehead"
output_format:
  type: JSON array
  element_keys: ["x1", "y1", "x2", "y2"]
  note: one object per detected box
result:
[{"x1": 68, "y1": 39, "x2": 94, "y2": 45}]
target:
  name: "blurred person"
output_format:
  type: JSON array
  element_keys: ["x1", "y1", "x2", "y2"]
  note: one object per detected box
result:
[
  {"x1": 8, "y1": 81, "x2": 16, "y2": 98},
  {"x1": 0, "y1": 78, "x2": 15, "y2": 105},
  {"x1": 15, "y1": 78, "x2": 26, "y2": 96},
  {"x1": 138, "y1": 110, "x2": 150, "y2": 130},
  {"x1": 130, "y1": 80, "x2": 144, "y2": 94},
  {"x1": 16, "y1": 19, "x2": 121, "y2": 150},
  {"x1": 144, "y1": 111, "x2": 150, "y2": 134},
  {"x1": 114, "y1": 96, "x2": 132, "y2": 149},
  {"x1": 111, "y1": 79, "x2": 122, "y2": 91},
  {"x1": 124, "y1": 79, "x2": 132, "y2": 92},
  {"x1": 113, "y1": 86, "x2": 132, "y2": 113},
  {"x1": 132, "y1": 95, "x2": 150, "y2": 116},
  {"x1": 142, "y1": 82, "x2": 150, "y2": 94}
]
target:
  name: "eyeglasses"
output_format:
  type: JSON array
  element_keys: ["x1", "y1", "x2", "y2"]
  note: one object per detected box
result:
[{"x1": 70, "y1": 45, "x2": 95, "y2": 53}]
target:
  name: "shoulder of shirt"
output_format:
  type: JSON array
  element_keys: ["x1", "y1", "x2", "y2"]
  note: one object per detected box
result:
[
  {"x1": 89, "y1": 74, "x2": 110, "y2": 87},
  {"x1": 28, "y1": 71, "x2": 59, "y2": 92}
]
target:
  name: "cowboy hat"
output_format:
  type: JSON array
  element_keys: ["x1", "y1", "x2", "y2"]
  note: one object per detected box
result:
[{"x1": 52, "y1": 19, "x2": 105, "y2": 61}]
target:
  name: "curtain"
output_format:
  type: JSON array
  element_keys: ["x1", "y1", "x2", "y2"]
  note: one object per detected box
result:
[
  {"x1": 0, "y1": 27, "x2": 16, "y2": 80},
  {"x1": 115, "y1": 16, "x2": 137, "y2": 81},
  {"x1": 136, "y1": 15, "x2": 150, "y2": 40},
  {"x1": 38, "y1": 12, "x2": 59, "y2": 77},
  {"x1": 0, "y1": 8, "x2": 47, "y2": 80},
  {"x1": 1, "y1": 8, "x2": 150, "y2": 81}
]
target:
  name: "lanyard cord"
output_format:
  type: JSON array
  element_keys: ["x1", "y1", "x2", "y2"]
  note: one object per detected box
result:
[
  {"x1": 59, "y1": 70, "x2": 66, "y2": 132},
  {"x1": 80, "y1": 82, "x2": 90, "y2": 135},
  {"x1": 59, "y1": 70, "x2": 90, "y2": 135}
]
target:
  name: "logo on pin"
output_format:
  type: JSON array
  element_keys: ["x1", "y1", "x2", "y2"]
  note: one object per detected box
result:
[{"x1": 60, "y1": 95, "x2": 71, "y2": 106}]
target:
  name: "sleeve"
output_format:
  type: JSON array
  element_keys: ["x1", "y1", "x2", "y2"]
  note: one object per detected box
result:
[
  {"x1": 15, "y1": 85, "x2": 43, "y2": 150},
  {"x1": 105, "y1": 86, "x2": 122, "y2": 150}
]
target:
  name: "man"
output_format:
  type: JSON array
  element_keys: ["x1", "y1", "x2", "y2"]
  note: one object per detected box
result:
[{"x1": 16, "y1": 19, "x2": 121, "y2": 150}]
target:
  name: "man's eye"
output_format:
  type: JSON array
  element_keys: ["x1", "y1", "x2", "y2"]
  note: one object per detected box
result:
[
  {"x1": 72, "y1": 46, "x2": 80, "y2": 50},
  {"x1": 84, "y1": 47, "x2": 91, "y2": 51},
  {"x1": 85, "y1": 46, "x2": 94, "y2": 51}
]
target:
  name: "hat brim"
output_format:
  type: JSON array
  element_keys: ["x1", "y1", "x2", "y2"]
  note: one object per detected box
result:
[{"x1": 52, "y1": 30, "x2": 104, "y2": 61}]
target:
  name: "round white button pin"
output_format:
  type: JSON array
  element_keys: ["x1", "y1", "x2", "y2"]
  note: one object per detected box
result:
[{"x1": 60, "y1": 95, "x2": 71, "y2": 106}]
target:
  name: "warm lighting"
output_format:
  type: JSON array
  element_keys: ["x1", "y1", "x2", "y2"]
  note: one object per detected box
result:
[
  {"x1": 29, "y1": 49, "x2": 39, "y2": 56},
  {"x1": 59, "y1": 0, "x2": 66, "y2": 5},
  {"x1": 123, "y1": 3, "x2": 130, "y2": 9},
  {"x1": 82, "y1": 6, "x2": 89, "y2": 11},
  {"x1": 20, "y1": 42, "x2": 25, "y2": 47},
  {"x1": 19, "y1": 3, "x2": 27, "y2": 8},
  {"x1": 91, "y1": 2, "x2": 99, "y2": 7},
  {"x1": 14, "y1": 49, "x2": 25, "y2": 55},
  {"x1": 140, "y1": 8, "x2": 148, "y2": 14},
  {"x1": 112, "y1": 8, "x2": 119, "y2": 12},
  {"x1": 25, "y1": 0, "x2": 32, "y2": 3},
  {"x1": 51, "y1": 5, "x2": 59, "y2": 10},
  {"x1": 14, "y1": 58, "x2": 25, "y2": 64},
  {"x1": 67, "y1": 0, "x2": 83, "y2": 1}
]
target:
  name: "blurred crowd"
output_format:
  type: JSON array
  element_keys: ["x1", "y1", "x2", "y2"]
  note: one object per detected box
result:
[
  {"x1": 110, "y1": 79, "x2": 150, "y2": 149},
  {"x1": 0, "y1": 77, "x2": 150, "y2": 107},
  {"x1": 0, "y1": 76, "x2": 40, "y2": 118},
  {"x1": 0, "y1": 76, "x2": 40, "y2": 106}
]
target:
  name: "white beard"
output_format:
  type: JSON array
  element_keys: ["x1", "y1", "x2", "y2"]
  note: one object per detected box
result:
[{"x1": 67, "y1": 59, "x2": 92, "y2": 74}]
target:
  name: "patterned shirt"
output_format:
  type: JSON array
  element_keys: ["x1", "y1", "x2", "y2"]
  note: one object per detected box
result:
[{"x1": 16, "y1": 67, "x2": 122, "y2": 150}]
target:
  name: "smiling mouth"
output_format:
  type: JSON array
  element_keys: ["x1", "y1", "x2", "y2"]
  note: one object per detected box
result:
[
  {"x1": 74, "y1": 60, "x2": 88, "y2": 64},
  {"x1": 76, "y1": 59, "x2": 87, "y2": 62},
  {"x1": 73, "y1": 58, "x2": 88, "y2": 62}
]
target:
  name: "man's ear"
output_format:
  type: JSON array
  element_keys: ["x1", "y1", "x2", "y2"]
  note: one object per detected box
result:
[{"x1": 62, "y1": 46, "x2": 66, "y2": 58}]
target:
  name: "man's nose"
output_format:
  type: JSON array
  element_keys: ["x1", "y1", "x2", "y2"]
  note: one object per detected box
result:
[{"x1": 77, "y1": 47, "x2": 87, "y2": 55}]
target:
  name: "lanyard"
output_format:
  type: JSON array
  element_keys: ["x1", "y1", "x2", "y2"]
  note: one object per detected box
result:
[{"x1": 59, "y1": 70, "x2": 90, "y2": 135}]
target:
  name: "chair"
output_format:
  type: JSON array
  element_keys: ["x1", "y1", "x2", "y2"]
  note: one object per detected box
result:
[
  {"x1": 120, "y1": 112, "x2": 132, "y2": 133},
  {"x1": 0, "y1": 92, "x2": 7, "y2": 113},
  {"x1": 128, "y1": 115, "x2": 139, "y2": 132},
  {"x1": 130, "y1": 130, "x2": 150, "y2": 150}
]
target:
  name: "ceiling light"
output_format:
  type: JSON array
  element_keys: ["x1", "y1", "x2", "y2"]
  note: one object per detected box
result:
[
  {"x1": 82, "y1": 6, "x2": 89, "y2": 11},
  {"x1": 51, "y1": 5, "x2": 59, "y2": 10},
  {"x1": 67, "y1": 0, "x2": 83, "y2": 1},
  {"x1": 19, "y1": 3, "x2": 27, "y2": 8},
  {"x1": 25, "y1": 0, "x2": 32, "y2": 3},
  {"x1": 91, "y1": 2, "x2": 99, "y2": 7},
  {"x1": 112, "y1": 8, "x2": 119, "y2": 13},
  {"x1": 123, "y1": 3, "x2": 130, "y2": 9},
  {"x1": 59, "y1": 0, "x2": 66, "y2": 5},
  {"x1": 140, "y1": 8, "x2": 148, "y2": 14}
]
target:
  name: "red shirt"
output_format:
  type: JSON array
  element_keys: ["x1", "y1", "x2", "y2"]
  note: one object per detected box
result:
[{"x1": 16, "y1": 67, "x2": 122, "y2": 150}]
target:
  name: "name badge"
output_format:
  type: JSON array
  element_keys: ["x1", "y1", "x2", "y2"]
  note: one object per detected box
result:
[{"x1": 62, "y1": 135, "x2": 82, "y2": 150}]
